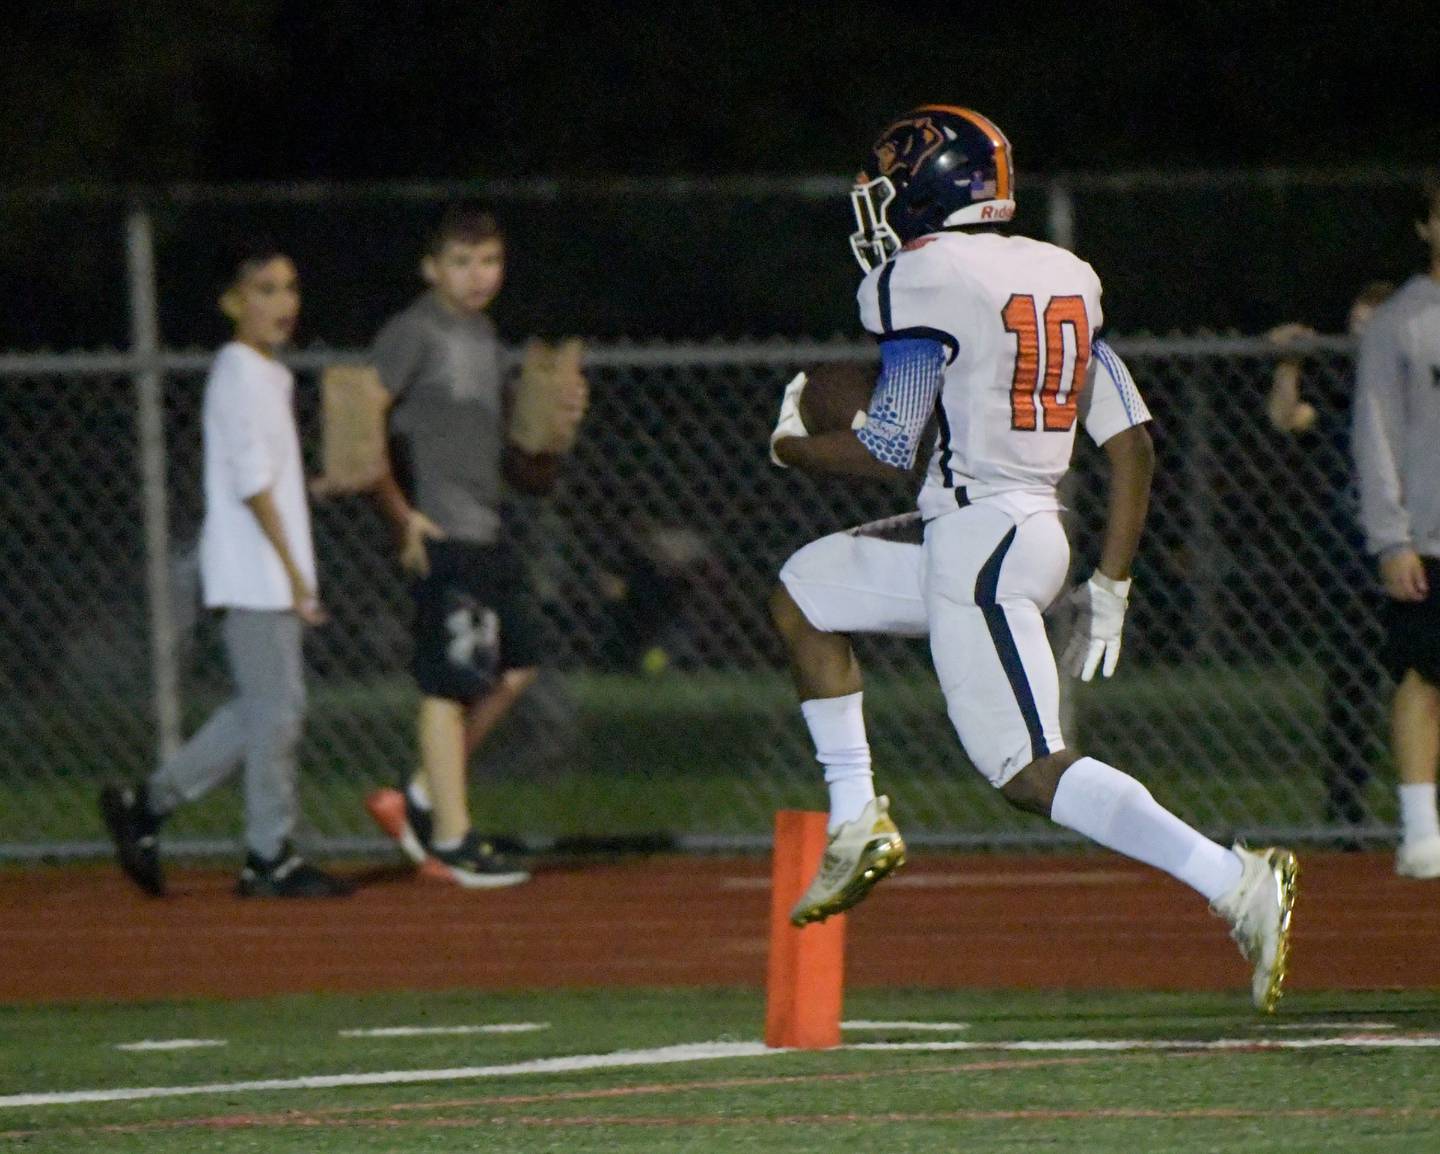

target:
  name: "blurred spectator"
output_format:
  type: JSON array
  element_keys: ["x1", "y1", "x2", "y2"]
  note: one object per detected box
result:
[
  {"x1": 1352, "y1": 185, "x2": 1440, "y2": 879},
  {"x1": 99, "y1": 240, "x2": 351, "y2": 899},
  {"x1": 1265, "y1": 281, "x2": 1395, "y2": 835},
  {"x1": 362, "y1": 201, "x2": 585, "y2": 887},
  {"x1": 592, "y1": 522, "x2": 712, "y2": 674}
]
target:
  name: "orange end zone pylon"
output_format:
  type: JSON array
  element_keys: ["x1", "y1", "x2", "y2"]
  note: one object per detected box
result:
[{"x1": 764, "y1": 809, "x2": 845, "y2": 1049}]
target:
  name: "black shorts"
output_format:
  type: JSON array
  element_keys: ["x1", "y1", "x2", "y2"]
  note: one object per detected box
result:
[
  {"x1": 410, "y1": 539, "x2": 546, "y2": 703},
  {"x1": 1381, "y1": 556, "x2": 1440, "y2": 685}
]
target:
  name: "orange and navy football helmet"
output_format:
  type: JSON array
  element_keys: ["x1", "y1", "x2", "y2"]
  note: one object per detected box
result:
[{"x1": 849, "y1": 105, "x2": 1016, "y2": 271}]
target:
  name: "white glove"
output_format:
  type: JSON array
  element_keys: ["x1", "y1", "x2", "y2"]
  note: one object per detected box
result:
[
  {"x1": 769, "y1": 371, "x2": 810, "y2": 467},
  {"x1": 1060, "y1": 571, "x2": 1131, "y2": 681}
]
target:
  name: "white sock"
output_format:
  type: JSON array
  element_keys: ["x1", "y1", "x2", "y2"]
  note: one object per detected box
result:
[
  {"x1": 800, "y1": 692, "x2": 874, "y2": 832},
  {"x1": 1051, "y1": 757, "x2": 1243, "y2": 903},
  {"x1": 1398, "y1": 783, "x2": 1440, "y2": 844},
  {"x1": 407, "y1": 777, "x2": 431, "y2": 812}
]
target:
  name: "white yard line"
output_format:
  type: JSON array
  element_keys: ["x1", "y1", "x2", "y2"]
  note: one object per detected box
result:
[
  {"x1": 0, "y1": 1042, "x2": 774, "y2": 1109},
  {"x1": 10, "y1": 1030, "x2": 1439, "y2": 1111},
  {"x1": 339, "y1": 1024, "x2": 549, "y2": 1038},
  {"x1": 113, "y1": 1040, "x2": 228, "y2": 1052},
  {"x1": 842, "y1": 1021, "x2": 970, "y2": 1032},
  {"x1": 1260, "y1": 1021, "x2": 1397, "y2": 1032},
  {"x1": 850, "y1": 1035, "x2": 1440, "y2": 1053}
]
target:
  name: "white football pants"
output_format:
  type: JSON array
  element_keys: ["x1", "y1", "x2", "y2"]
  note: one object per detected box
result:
[{"x1": 780, "y1": 502, "x2": 1069, "y2": 786}]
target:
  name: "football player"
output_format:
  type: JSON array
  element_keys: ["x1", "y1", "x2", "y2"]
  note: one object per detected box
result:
[{"x1": 769, "y1": 106, "x2": 1298, "y2": 1011}]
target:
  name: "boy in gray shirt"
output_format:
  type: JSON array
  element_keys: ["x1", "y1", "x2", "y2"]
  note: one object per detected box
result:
[
  {"x1": 364, "y1": 202, "x2": 585, "y2": 888},
  {"x1": 1352, "y1": 185, "x2": 1440, "y2": 878}
]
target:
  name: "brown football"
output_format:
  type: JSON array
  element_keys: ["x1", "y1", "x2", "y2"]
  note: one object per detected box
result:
[{"x1": 798, "y1": 361, "x2": 876, "y2": 434}]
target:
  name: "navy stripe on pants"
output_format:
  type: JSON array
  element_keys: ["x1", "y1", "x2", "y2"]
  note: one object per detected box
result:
[{"x1": 973, "y1": 527, "x2": 1049, "y2": 760}]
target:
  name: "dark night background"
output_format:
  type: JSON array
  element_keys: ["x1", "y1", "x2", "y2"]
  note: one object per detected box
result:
[{"x1": 2, "y1": 0, "x2": 1437, "y2": 347}]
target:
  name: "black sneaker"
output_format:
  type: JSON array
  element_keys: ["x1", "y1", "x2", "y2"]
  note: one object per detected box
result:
[
  {"x1": 99, "y1": 783, "x2": 165, "y2": 896},
  {"x1": 476, "y1": 832, "x2": 529, "y2": 857},
  {"x1": 421, "y1": 831, "x2": 530, "y2": 890},
  {"x1": 236, "y1": 845, "x2": 353, "y2": 898},
  {"x1": 406, "y1": 792, "x2": 435, "y2": 852}
]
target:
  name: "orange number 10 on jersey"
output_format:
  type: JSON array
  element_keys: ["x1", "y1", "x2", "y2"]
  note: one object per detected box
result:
[{"x1": 1002, "y1": 294, "x2": 1091, "y2": 432}]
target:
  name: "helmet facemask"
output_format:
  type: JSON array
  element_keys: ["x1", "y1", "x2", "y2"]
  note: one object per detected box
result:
[{"x1": 849, "y1": 175, "x2": 900, "y2": 273}]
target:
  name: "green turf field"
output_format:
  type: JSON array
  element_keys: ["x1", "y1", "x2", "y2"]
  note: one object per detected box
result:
[{"x1": 4, "y1": 987, "x2": 1440, "y2": 1151}]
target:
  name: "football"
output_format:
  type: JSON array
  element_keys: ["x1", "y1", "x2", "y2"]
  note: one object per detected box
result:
[{"x1": 797, "y1": 361, "x2": 876, "y2": 434}]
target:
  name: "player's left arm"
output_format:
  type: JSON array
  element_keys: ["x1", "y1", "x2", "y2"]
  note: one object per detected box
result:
[
  {"x1": 1062, "y1": 339, "x2": 1154, "y2": 681},
  {"x1": 773, "y1": 335, "x2": 945, "y2": 480},
  {"x1": 1095, "y1": 423, "x2": 1154, "y2": 582},
  {"x1": 1060, "y1": 422, "x2": 1153, "y2": 680},
  {"x1": 1082, "y1": 340, "x2": 1154, "y2": 582}
]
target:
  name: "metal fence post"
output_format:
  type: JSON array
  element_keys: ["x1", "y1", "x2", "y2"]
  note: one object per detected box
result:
[
  {"x1": 126, "y1": 206, "x2": 181, "y2": 760},
  {"x1": 1046, "y1": 180, "x2": 1076, "y2": 251}
]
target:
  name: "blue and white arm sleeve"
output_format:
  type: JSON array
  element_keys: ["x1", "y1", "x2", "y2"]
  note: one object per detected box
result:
[
  {"x1": 1082, "y1": 338, "x2": 1151, "y2": 447},
  {"x1": 856, "y1": 337, "x2": 947, "y2": 469}
]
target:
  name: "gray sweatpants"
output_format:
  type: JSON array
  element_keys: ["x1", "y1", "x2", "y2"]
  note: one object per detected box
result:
[{"x1": 148, "y1": 609, "x2": 306, "y2": 860}]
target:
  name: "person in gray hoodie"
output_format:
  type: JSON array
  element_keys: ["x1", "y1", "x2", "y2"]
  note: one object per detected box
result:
[{"x1": 1352, "y1": 184, "x2": 1440, "y2": 879}]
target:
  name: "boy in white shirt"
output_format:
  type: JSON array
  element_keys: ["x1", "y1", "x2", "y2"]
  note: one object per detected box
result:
[{"x1": 100, "y1": 240, "x2": 351, "y2": 898}]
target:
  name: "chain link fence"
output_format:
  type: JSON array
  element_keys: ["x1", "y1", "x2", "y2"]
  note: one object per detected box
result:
[{"x1": 0, "y1": 333, "x2": 1396, "y2": 858}]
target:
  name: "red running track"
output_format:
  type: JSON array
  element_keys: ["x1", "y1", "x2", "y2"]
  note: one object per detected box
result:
[{"x1": 1, "y1": 851, "x2": 1435, "y2": 1003}]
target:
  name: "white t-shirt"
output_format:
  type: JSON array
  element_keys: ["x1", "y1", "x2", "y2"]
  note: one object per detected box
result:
[
  {"x1": 198, "y1": 342, "x2": 316, "y2": 609},
  {"x1": 857, "y1": 230, "x2": 1104, "y2": 521}
]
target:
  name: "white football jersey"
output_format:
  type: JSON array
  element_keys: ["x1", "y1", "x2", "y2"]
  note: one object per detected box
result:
[{"x1": 857, "y1": 230, "x2": 1104, "y2": 520}]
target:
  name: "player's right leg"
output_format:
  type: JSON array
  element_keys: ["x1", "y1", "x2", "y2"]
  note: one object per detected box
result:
[
  {"x1": 1002, "y1": 749, "x2": 1298, "y2": 1012},
  {"x1": 774, "y1": 524, "x2": 925, "y2": 925},
  {"x1": 925, "y1": 505, "x2": 1296, "y2": 1011}
]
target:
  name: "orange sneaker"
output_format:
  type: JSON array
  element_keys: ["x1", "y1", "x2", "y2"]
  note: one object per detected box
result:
[{"x1": 365, "y1": 788, "x2": 429, "y2": 865}]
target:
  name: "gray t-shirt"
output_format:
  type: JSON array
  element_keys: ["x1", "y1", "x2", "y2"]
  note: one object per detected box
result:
[
  {"x1": 371, "y1": 292, "x2": 507, "y2": 544},
  {"x1": 1353, "y1": 274, "x2": 1440, "y2": 559}
]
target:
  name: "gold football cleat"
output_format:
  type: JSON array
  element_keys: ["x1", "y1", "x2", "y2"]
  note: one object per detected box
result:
[
  {"x1": 1212, "y1": 843, "x2": 1299, "y2": 1013},
  {"x1": 789, "y1": 796, "x2": 907, "y2": 927}
]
